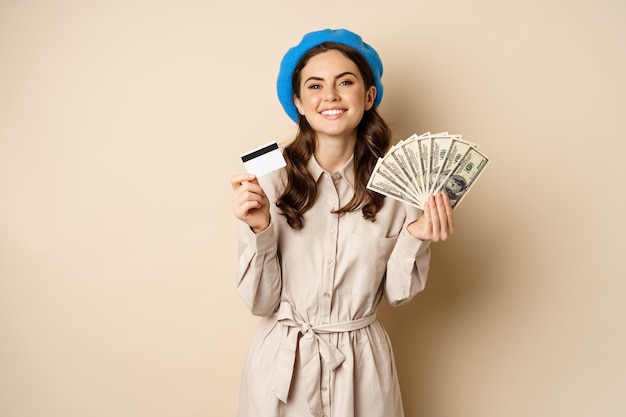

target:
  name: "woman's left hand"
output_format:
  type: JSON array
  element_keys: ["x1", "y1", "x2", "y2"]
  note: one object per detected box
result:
[{"x1": 407, "y1": 192, "x2": 455, "y2": 242}]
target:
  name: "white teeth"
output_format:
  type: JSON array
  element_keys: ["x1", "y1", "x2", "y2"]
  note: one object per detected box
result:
[{"x1": 321, "y1": 109, "x2": 344, "y2": 116}]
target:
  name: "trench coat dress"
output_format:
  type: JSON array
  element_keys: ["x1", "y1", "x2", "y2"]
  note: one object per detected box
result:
[{"x1": 236, "y1": 156, "x2": 431, "y2": 417}]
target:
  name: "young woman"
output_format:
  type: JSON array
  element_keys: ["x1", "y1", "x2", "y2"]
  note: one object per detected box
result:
[{"x1": 230, "y1": 28, "x2": 454, "y2": 417}]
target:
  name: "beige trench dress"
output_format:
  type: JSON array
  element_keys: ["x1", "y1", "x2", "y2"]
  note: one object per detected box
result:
[{"x1": 236, "y1": 156, "x2": 431, "y2": 417}]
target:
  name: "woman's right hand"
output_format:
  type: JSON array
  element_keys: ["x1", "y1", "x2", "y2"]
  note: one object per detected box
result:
[{"x1": 230, "y1": 174, "x2": 271, "y2": 234}]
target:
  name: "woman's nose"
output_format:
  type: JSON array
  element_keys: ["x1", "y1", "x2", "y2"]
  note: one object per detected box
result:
[{"x1": 324, "y1": 86, "x2": 339, "y2": 101}]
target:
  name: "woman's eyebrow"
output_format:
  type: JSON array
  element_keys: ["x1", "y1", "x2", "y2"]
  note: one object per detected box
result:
[
  {"x1": 335, "y1": 71, "x2": 357, "y2": 79},
  {"x1": 304, "y1": 72, "x2": 358, "y2": 84},
  {"x1": 303, "y1": 76, "x2": 324, "y2": 84}
]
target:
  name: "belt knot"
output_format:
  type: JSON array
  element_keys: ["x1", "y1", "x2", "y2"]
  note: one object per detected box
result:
[{"x1": 269, "y1": 301, "x2": 377, "y2": 417}]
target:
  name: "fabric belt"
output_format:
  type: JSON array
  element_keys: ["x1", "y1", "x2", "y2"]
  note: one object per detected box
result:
[{"x1": 270, "y1": 301, "x2": 377, "y2": 416}]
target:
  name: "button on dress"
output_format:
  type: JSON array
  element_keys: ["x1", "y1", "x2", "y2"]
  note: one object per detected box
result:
[{"x1": 236, "y1": 156, "x2": 431, "y2": 417}]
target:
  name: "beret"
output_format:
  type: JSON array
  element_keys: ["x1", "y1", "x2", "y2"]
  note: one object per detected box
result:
[{"x1": 276, "y1": 28, "x2": 384, "y2": 123}]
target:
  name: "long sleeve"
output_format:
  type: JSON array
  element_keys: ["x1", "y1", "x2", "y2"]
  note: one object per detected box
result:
[
  {"x1": 384, "y1": 226, "x2": 431, "y2": 306},
  {"x1": 236, "y1": 219, "x2": 282, "y2": 316},
  {"x1": 383, "y1": 204, "x2": 432, "y2": 306}
]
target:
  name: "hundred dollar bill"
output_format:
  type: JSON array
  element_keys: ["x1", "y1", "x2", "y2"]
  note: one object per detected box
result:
[
  {"x1": 434, "y1": 146, "x2": 489, "y2": 208},
  {"x1": 367, "y1": 158, "x2": 421, "y2": 208},
  {"x1": 417, "y1": 134, "x2": 431, "y2": 198},
  {"x1": 368, "y1": 131, "x2": 489, "y2": 209},
  {"x1": 426, "y1": 135, "x2": 454, "y2": 195},
  {"x1": 399, "y1": 134, "x2": 425, "y2": 198},
  {"x1": 378, "y1": 154, "x2": 423, "y2": 204},
  {"x1": 430, "y1": 138, "x2": 475, "y2": 195},
  {"x1": 388, "y1": 142, "x2": 423, "y2": 201}
]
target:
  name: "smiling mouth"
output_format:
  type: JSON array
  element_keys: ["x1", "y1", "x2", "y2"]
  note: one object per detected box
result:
[{"x1": 320, "y1": 109, "x2": 346, "y2": 116}]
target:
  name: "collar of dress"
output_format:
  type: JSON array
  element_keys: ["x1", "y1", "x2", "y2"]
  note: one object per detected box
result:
[{"x1": 307, "y1": 155, "x2": 356, "y2": 189}]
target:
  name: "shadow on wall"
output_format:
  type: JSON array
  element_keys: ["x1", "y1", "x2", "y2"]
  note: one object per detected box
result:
[{"x1": 378, "y1": 201, "x2": 510, "y2": 415}]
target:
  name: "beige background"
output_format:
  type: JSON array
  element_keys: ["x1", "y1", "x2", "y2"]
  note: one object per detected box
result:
[{"x1": 1, "y1": 0, "x2": 625, "y2": 416}]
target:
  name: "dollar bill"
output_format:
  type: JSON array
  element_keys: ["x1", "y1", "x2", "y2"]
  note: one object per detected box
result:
[
  {"x1": 430, "y1": 137, "x2": 477, "y2": 195},
  {"x1": 427, "y1": 134, "x2": 454, "y2": 195},
  {"x1": 380, "y1": 156, "x2": 421, "y2": 203},
  {"x1": 367, "y1": 132, "x2": 489, "y2": 209},
  {"x1": 433, "y1": 146, "x2": 489, "y2": 208},
  {"x1": 388, "y1": 143, "x2": 423, "y2": 201},
  {"x1": 367, "y1": 158, "x2": 421, "y2": 207},
  {"x1": 399, "y1": 134, "x2": 425, "y2": 197},
  {"x1": 417, "y1": 134, "x2": 431, "y2": 200}
]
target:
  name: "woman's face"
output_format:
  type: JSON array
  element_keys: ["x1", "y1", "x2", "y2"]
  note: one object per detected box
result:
[{"x1": 294, "y1": 49, "x2": 376, "y2": 142}]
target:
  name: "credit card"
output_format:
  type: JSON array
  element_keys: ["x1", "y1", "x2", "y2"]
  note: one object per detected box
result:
[{"x1": 240, "y1": 141, "x2": 286, "y2": 177}]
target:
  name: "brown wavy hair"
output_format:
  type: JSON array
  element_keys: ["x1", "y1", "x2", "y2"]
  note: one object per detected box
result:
[{"x1": 276, "y1": 42, "x2": 391, "y2": 230}]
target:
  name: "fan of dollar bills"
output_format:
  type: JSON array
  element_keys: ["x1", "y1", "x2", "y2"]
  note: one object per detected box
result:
[{"x1": 367, "y1": 132, "x2": 490, "y2": 209}]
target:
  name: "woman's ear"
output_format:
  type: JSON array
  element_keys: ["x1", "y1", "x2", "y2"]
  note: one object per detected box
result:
[
  {"x1": 364, "y1": 86, "x2": 376, "y2": 111},
  {"x1": 293, "y1": 95, "x2": 305, "y2": 115}
]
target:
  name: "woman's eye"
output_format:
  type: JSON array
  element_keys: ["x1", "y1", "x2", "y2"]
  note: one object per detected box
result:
[
  {"x1": 307, "y1": 84, "x2": 322, "y2": 89},
  {"x1": 339, "y1": 79, "x2": 354, "y2": 86}
]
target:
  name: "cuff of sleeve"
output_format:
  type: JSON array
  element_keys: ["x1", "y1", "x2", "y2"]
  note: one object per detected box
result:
[
  {"x1": 246, "y1": 220, "x2": 277, "y2": 253},
  {"x1": 398, "y1": 226, "x2": 430, "y2": 256}
]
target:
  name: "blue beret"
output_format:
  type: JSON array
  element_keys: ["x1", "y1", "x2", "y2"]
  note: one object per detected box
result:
[{"x1": 276, "y1": 28, "x2": 384, "y2": 123}]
